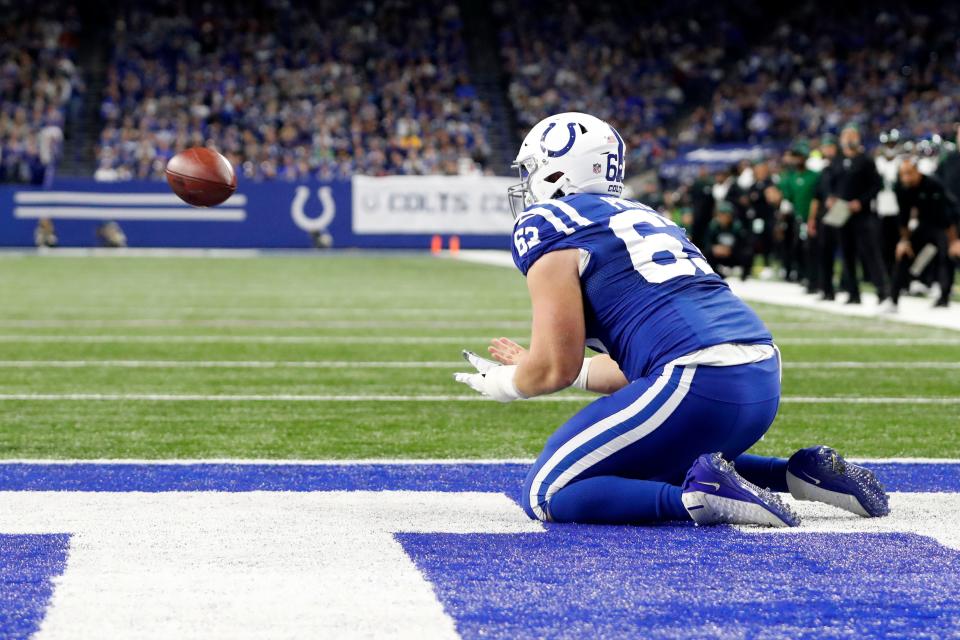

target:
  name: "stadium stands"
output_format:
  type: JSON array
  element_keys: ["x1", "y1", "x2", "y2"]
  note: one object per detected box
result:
[
  {"x1": 677, "y1": 3, "x2": 960, "y2": 145},
  {"x1": 0, "y1": 5, "x2": 82, "y2": 184},
  {"x1": 94, "y1": 1, "x2": 492, "y2": 182},
  {"x1": 493, "y1": 0, "x2": 752, "y2": 170}
]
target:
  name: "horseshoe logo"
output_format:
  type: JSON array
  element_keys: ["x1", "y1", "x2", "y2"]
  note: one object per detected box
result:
[
  {"x1": 540, "y1": 122, "x2": 578, "y2": 158},
  {"x1": 291, "y1": 186, "x2": 336, "y2": 232}
]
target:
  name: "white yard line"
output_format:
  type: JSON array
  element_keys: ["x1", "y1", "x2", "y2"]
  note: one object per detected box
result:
[
  {"x1": 0, "y1": 335, "x2": 517, "y2": 344},
  {"x1": 0, "y1": 359, "x2": 957, "y2": 370},
  {"x1": 0, "y1": 320, "x2": 529, "y2": 329},
  {"x1": 2, "y1": 334, "x2": 959, "y2": 345},
  {"x1": 0, "y1": 360, "x2": 461, "y2": 369},
  {"x1": 785, "y1": 361, "x2": 960, "y2": 369},
  {"x1": 0, "y1": 393, "x2": 956, "y2": 404},
  {"x1": 0, "y1": 457, "x2": 953, "y2": 465}
]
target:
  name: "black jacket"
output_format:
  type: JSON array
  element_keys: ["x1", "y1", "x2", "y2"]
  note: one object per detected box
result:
[
  {"x1": 935, "y1": 152, "x2": 960, "y2": 225},
  {"x1": 895, "y1": 174, "x2": 957, "y2": 231},
  {"x1": 829, "y1": 152, "x2": 882, "y2": 213}
]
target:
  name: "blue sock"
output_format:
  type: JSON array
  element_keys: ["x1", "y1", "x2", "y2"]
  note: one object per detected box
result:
[
  {"x1": 733, "y1": 453, "x2": 788, "y2": 492},
  {"x1": 546, "y1": 476, "x2": 690, "y2": 524}
]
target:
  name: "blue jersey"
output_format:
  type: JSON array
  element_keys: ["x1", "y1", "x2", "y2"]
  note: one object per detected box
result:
[{"x1": 511, "y1": 193, "x2": 772, "y2": 380}]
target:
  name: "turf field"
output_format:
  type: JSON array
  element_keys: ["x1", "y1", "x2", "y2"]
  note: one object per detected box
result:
[
  {"x1": 2, "y1": 253, "x2": 960, "y2": 639},
  {"x1": 0, "y1": 253, "x2": 958, "y2": 460}
]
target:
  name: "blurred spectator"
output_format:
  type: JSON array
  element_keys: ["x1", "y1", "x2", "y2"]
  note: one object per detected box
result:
[
  {"x1": 892, "y1": 158, "x2": 960, "y2": 308},
  {"x1": 96, "y1": 221, "x2": 127, "y2": 248},
  {"x1": 825, "y1": 125, "x2": 891, "y2": 307},
  {"x1": 706, "y1": 201, "x2": 751, "y2": 279},
  {"x1": 769, "y1": 142, "x2": 820, "y2": 289},
  {"x1": 0, "y1": 5, "x2": 81, "y2": 184},
  {"x1": 875, "y1": 130, "x2": 904, "y2": 279},
  {"x1": 33, "y1": 218, "x2": 58, "y2": 247},
  {"x1": 96, "y1": 1, "x2": 491, "y2": 181}
]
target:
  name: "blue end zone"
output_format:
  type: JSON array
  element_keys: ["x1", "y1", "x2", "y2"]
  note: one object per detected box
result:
[
  {"x1": 0, "y1": 534, "x2": 70, "y2": 639},
  {"x1": 0, "y1": 462, "x2": 957, "y2": 492},
  {"x1": 398, "y1": 527, "x2": 960, "y2": 639}
]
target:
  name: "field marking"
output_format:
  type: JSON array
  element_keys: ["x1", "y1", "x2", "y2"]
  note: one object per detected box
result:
[
  {"x1": 1, "y1": 359, "x2": 958, "y2": 370},
  {"x1": 3, "y1": 334, "x2": 960, "y2": 346},
  {"x1": 785, "y1": 361, "x2": 960, "y2": 369},
  {"x1": 0, "y1": 393, "x2": 957, "y2": 404},
  {"x1": 0, "y1": 491, "x2": 540, "y2": 639},
  {"x1": 0, "y1": 335, "x2": 521, "y2": 345},
  {"x1": 0, "y1": 458, "x2": 955, "y2": 465},
  {"x1": 0, "y1": 319, "x2": 529, "y2": 329},
  {"x1": 0, "y1": 360, "x2": 462, "y2": 369}
]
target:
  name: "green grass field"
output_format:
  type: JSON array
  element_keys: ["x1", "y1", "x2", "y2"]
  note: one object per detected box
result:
[{"x1": 0, "y1": 254, "x2": 957, "y2": 459}]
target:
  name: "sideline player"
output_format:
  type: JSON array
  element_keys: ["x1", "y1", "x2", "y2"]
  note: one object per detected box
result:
[{"x1": 455, "y1": 112, "x2": 889, "y2": 527}]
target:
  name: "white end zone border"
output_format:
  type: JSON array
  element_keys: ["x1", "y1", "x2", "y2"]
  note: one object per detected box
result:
[
  {"x1": 1, "y1": 459, "x2": 958, "y2": 638},
  {"x1": 451, "y1": 250, "x2": 960, "y2": 332}
]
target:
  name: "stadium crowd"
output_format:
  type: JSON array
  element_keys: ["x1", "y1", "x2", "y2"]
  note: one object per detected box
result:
[
  {"x1": 0, "y1": 5, "x2": 82, "y2": 185},
  {"x1": 677, "y1": 4, "x2": 960, "y2": 146},
  {"x1": 94, "y1": 1, "x2": 492, "y2": 182},
  {"x1": 494, "y1": 0, "x2": 757, "y2": 171}
]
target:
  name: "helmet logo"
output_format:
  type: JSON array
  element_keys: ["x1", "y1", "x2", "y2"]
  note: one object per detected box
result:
[{"x1": 540, "y1": 122, "x2": 578, "y2": 158}]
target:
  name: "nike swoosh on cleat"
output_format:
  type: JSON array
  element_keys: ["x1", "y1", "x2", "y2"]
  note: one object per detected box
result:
[
  {"x1": 800, "y1": 470, "x2": 822, "y2": 485},
  {"x1": 697, "y1": 481, "x2": 721, "y2": 491}
]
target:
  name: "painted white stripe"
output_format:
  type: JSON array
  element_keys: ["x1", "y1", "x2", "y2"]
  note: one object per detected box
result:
[
  {"x1": 0, "y1": 319, "x2": 528, "y2": 329},
  {"x1": 545, "y1": 199, "x2": 593, "y2": 227},
  {"x1": 5, "y1": 248, "x2": 264, "y2": 258},
  {"x1": 527, "y1": 364, "x2": 679, "y2": 519},
  {"x1": 539, "y1": 366, "x2": 698, "y2": 517},
  {"x1": 775, "y1": 338, "x2": 960, "y2": 346},
  {"x1": 785, "y1": 361, "x2": 960, "y2": 369},
  {"x1": 0, "y1": 491, "x2": 539, "y2": 639},
  {"x1": 6, "y1": 334, "x2": 958, "y2": 346},
  {"x1": 0, "y1": 393, "x2": 592, "y2": 402},
  {"x1": 0, "y1": 360, "x2": 460, "y2": 369},
  {"x1": 0, "y1": 393, "x2": 955, "y2": 404},
  {"x1": 0, "y1": 457, "x2": 955, "y2": 465},
  {"x1": 0, "y1": 335, "x2": 521, "y2": 345},
  {"x1": 0, "y1": 458, "x2": 541, "y2": 465},
  {"x1": 14, "y1": 207, "x2": 246, "y2": 221},
  {"x1": 524, "y1": 206, "x2": 573, "y2": 235},
  {"x1": 783, "y1": 397, "x2": 960, "y2": 404},
  {"x1": 14, "y1": 191, "x2": 247, "y2": 206}
]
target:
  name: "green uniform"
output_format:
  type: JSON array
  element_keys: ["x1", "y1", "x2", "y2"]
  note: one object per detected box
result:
[{"x1": 779, "y1": 168, "x2": 819, "y2": 222}]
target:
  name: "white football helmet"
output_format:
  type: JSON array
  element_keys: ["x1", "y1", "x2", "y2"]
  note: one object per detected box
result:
[{"x1": 507, "y1": 112, "x2": 625, "y2": 218}]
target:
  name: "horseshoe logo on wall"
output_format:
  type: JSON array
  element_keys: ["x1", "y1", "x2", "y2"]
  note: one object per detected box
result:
[{"x1": 291, "y1": 186, "x2": 336, "y2": 232}]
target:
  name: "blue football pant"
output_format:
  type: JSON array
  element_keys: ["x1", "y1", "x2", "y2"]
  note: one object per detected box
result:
[{"x1": 520, "y1": 356, "x2": 788, "y2": 524}]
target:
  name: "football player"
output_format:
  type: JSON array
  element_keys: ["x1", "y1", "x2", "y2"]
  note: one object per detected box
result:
[{"x1": 455, "y1": 112, "x2": 890, "y2": 527}]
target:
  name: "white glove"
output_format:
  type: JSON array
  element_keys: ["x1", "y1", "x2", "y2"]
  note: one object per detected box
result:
[{"x1": 454, "y1": 350, "x2": 527, "y2": 403}]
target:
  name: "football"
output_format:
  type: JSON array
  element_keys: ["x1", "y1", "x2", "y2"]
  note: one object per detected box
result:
[{"x1": 165, "y1": 147, "x2": 237, "y2": 207}]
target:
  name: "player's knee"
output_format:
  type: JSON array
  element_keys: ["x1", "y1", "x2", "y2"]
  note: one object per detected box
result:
[{"x1": 519, "y1": 492, "x2": 546, "y2": 521}]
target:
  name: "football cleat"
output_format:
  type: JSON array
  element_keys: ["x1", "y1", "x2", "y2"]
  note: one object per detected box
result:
[
  {"x1": 682, "y1": 453, "x2": 800, "y2": 527},
  {"x1": 786, "y1": 446, "x2": 890, "y2": 517}
]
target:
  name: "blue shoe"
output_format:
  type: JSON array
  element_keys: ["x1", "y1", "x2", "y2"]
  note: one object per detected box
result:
[
  {"x1": 682, "y1": 453, "x2": 800, "y2": 527},
  {"x1": 786, "y1": 446, "x2": 890, "y2": 517}
]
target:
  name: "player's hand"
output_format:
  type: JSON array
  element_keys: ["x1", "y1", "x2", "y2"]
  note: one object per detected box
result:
[
  {"x1": 849, "y1": 199, "x2": 862, "y2": 213},
  {"x1": 949, "y1": 239, "x2": 960, "y2": 260},
  {"x1": 453, "y1": 350, "x2": 525, "y2": 403},
  {"x1": 895, "y1": 240, "x2": 914, "y2": 261},
  {"x1": 488, "y1": 337, "x2": 528, "y2": 366},
  {"x1": 807, "y1": 217, "x2": 817, "y2": 238}
]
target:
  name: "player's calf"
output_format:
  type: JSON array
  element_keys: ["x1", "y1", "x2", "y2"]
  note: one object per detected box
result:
[{"x1": 786, "y1": 445, "x2": 890, "y2": 517}]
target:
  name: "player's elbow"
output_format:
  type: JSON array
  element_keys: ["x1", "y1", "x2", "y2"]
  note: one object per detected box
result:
[{"x1": 540, "y1": 360, "x2": 582, "y2": 391}]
